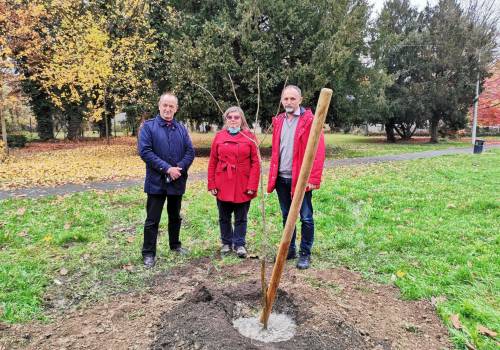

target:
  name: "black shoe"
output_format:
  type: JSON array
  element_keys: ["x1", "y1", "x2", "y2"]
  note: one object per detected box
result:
[
  {"x1": 296, "y1": 255, "x2": 311, "y2": 269},
  {"x1": 143, "y1": 255, "x2": 156, "y2": 268},
  {"x1": 172, "y1": 247, "x2": 189, "y2": 255}
]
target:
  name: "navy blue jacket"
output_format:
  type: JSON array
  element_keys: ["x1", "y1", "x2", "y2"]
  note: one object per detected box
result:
[{"x1": 138, "y1": 116, "x2": 195, "y2": 195}]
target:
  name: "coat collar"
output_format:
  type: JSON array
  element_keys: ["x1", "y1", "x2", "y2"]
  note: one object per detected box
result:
[
  {"x1": 156, "y1": 115, "x2": 177, "y2": 128},
  {"x1": 277, "y1": 106, "x2": 307, "y2": 119}
]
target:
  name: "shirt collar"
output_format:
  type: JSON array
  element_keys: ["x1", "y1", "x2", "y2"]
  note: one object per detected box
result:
[
  {"x1": 288, "y1": 106, "x2": 304, "y2": 117},
  {"x1": 157, "y1": 115, "x2": 175, "y2": 127}
]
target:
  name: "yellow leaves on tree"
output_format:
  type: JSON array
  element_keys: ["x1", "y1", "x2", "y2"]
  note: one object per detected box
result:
[
  {"x1": 38, "y1": 9, "x2": 112, "y2": 121},
  {"x1": 0, "y1": 1, "x2": 45, "y2": 144},
  {"x1": 0, "y1": 1, "x2": 49, "y2": 73},
  {"x1": 110, "y1": 33, "x2": 156, "y2": 109},
  {"x1": 34, "y1": 0, "x2": 157, "y2": 122}
]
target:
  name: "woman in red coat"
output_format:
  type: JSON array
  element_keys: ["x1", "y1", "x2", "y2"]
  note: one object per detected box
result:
[{"x1": 207, "y1": 106, "x2": 260, "y2": 258}]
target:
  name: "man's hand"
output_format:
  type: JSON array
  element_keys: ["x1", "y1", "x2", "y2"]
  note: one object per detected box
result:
[
  {"x1": 210, "y1": 189, "x2": 218, "y2": 196},
  {"x1": 306, "y1": 183, "x2": 317, "y2": 191},
  {"x1": 167, "y1": 167, "x2": 183, "y2": 180}
]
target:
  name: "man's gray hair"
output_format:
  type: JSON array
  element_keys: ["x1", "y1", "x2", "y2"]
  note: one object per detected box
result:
[
  {"x1": 282, "y1": 85, "x2": 302, "y2": 97},
  {"x1": 158, "y1": 92, "x2": 178, "y2": 105}
]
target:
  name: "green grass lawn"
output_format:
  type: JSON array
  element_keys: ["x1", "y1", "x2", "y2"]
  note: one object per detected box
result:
[
  {"x1": 192, "y1": 132, "x2": 475, "y2": 157},
  {"x1": 1, "y1": 149, "x2": 498, "y2": 349}
]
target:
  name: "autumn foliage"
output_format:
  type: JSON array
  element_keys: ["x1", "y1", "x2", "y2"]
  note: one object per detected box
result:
[
  {"x1": 0, "y1": 137, "x2": 208, "y2": 190},
  {"x1": 475, "y1": 61, "x2": 500, "y2": 127}
]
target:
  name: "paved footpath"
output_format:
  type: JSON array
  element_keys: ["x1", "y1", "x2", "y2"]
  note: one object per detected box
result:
[{"x1": 1, "y1": 145, "x2": 497, "y2": 200}]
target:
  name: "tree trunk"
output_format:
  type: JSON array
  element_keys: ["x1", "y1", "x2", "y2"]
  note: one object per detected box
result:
[
  {"x1": 429, "y1": 118, "x2": 439, "y2": 143},
  {"x1": 395, "y1": 123, "x2": 415, "y2": 141},
  {"x1": 97, "y1": 117, "x2": 112, "y2": 138},
  {"x1": 66, "y1": 107, "x2": 83, "y2": 140},
  {"x1": 1, "y1": 106, "x2": 8, "y2": 157},
  {"x1": 385, "y1": 122, "x2": 396, "y2": 143},
  {"x1": 35, "y1": 103, "x2": 54, "y2": 140},
  {"x1": 22, "y1": 80, "x2": 55, "y2": 140}
]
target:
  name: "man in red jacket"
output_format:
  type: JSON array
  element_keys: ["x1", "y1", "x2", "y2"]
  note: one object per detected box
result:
[{"x1": 267, "y1": 85, "x2": 326, "y2": 269}]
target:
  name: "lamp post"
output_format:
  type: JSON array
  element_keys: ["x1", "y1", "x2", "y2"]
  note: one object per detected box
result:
[{"x1": 471, "y1": 52, "x2": 481, "y2": 145}]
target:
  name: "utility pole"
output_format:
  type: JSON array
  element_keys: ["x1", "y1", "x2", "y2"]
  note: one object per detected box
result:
[{"x1": 471, "y1": 53, "x2": 480, "y2": 145}]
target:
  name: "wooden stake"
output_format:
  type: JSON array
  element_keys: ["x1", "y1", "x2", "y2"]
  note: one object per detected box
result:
[
  {"x1": 260, "y1": 88, "x2": 332, "y2": 326},
  {"x1": 260, "y1": 259, "x2": 268, "y2": 327}
]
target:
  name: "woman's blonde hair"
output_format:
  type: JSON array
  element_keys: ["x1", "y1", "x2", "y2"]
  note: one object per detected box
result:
[{"x1": 223, "y1": 106, "x2": 250, "y2": 130}]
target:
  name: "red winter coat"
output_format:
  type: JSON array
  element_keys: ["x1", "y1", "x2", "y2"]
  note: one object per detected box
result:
[
  {"x1": 267, "y1": 108, "x2": 326, "y2": 195},
  {"x1": 207, "y1": 129, "x2": 260, "y2": 203}
]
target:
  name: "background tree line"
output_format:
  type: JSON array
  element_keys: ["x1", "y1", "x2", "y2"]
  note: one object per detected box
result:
[{"x1": 0, "y1": 0, "x2": 498, "y2": 143}]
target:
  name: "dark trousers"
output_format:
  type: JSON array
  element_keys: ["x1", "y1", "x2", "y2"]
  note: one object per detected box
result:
[
  {"x1": 275, "y1": 176, "x2": 314, "y2": 256},
  {"x1": 216, "y1": 199, "x2": 251, "y2": 248},
  {"x1": 142, "y1": 193, "x2": 183, "y2": 257}
]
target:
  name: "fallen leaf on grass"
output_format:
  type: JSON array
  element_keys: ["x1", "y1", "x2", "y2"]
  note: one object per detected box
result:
[
  {"x1": 17, "y1": 231, "x2": 28, "y2": 237},
  {"x1": 122, "y1": 264, "x2": 134, "y2": 272},
  {"x1": 63, "y1": 223, "x2": 71, "y2": 230},
  {"x1": 126, "y1": 236, "x2": 135, "y2": 243},
  {"x1": 477, "y1": 325, "x2": 497, "y2": 338},
  {"x1": 446, "y1": 203, "x2": 456, "y2": 209},
  {"x1": 59, "y1": 268, "x2": 68, "y2": 276},
  {"x1": 396, "y1": 270, "x2": 406, "y2": 278},
  {"x1": 450, "y1": 314, "x2": 462, "y2": 330},
  {"x1": 53, "y1": 279, "x2": 63, "y2": 286},
  {"x1": 465, "y1": 342, "x2": 477, "y2": 350},
  {"x1": 431, "y1": 295, "x2": 447, "y2": 306},
  {"x1": 16, "y1": 207, "x2": 26, "y2": 215}
]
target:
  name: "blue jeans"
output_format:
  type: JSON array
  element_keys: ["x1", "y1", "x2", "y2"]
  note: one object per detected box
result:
[
  {"x1": 275, "y1": 177, "x2": 314, "y2": 256},
  {"x1": 216, "y1": 200, "x2": 250, "y2": 247}
]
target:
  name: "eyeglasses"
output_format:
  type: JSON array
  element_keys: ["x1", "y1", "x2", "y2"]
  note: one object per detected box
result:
[{"x1": 226, "y1": 114, "x2": 241, "y2": 120}]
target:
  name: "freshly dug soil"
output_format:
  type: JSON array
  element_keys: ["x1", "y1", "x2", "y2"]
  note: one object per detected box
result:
[
  {"x1": 0, "y1": 258, "x2": 451, "y2": 350},
  {"x1": 152, "y1": 282, "x2": 376, "y2": 350}
]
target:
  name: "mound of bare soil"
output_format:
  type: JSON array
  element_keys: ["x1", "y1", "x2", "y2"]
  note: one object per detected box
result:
[
  {"x1": 0, "y1": 259, "x2": 451, "y2": 350},
  {"x1": 151, "y1": 282, "x2": 375, "y2": 350}
]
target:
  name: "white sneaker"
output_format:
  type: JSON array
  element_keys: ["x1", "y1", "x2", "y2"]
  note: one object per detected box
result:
[
  {"x1": 220, "y1": 244, "x2": 231, "y2": 255},
  {"x1": 235, "y1": 246, "x2": 247, "y2": 258}
]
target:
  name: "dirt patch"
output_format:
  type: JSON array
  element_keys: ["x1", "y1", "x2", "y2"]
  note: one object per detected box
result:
[
  {"x1": 0, "y1": 259, "x2": 451, "y2": 350},
  {"x1": 151, "y1": 281, "x2": 373, "y2": 350}
]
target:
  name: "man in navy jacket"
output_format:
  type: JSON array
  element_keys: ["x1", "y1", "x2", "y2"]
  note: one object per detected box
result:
[{"x1": 138, "y1": 92, "x2": 195, "y2": 268}]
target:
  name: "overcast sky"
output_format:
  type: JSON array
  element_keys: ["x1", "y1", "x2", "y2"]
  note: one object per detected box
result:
[
  {"x1": 369, "y1": 0, "x2": 499, "y2": 55},
  {"x1": 369, "y1": 0, "x2": 438, "y2": 15}
]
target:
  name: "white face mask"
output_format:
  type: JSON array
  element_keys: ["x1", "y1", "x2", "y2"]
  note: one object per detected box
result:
[
  {"x1": 285, "y1": 107, "x2": 294, "y2": 113},
  {"x1": 228, "y1": 127, "x2": 241, "y2": 134}
]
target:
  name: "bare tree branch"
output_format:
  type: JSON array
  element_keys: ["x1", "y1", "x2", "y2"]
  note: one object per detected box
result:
[
  {"x1": 192, "y1": 82, "x2": 225, "y2": 116},
  {"x1": 228, "y1": 73, "x2": 241, "y2": 108}
]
